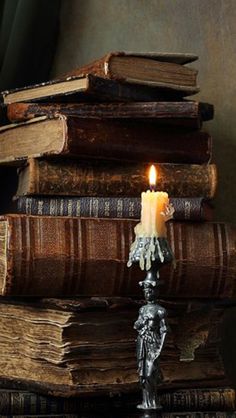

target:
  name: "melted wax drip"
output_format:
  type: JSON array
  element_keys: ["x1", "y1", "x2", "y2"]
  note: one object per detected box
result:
[
  {"x1": 127, "y1": 235, "x2": 164, "y2": 273},
  {"x1": 127, "y1": 203, "x2": 175, "y2": 273}
]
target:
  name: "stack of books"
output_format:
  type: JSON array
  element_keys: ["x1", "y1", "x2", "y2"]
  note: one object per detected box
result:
[{"x1": 0, "y1": 51, "x2": 235, "y2": 417}]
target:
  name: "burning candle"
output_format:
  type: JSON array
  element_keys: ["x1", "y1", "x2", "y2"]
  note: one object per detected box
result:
[
  {"x1": 136, "y1": 165, "x2": 172, "y2": 238},
  {"x1": 127, "y1": 164, "x2": 174, "y2": 271}
]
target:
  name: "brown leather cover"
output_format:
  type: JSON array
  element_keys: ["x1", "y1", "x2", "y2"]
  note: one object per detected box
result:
[
  {"x1": 62, "y1": 52, "x2": 199, "y2": 94},
  {"x1": 65, "y1": 117, "x2": 211, "y2": 164},
  {"x1": 0, "y1": 115, "x2": 212, "y2": 165},
  {"x1": 1, "y1": 74, "x2": 198, "y2": 105},
  {"x1": 7, "y1": 101, "x2": 214, "y2": 128},
  {"x1": 0, "y1": 215, "x2": 235, "y2": 299},
  {"x1": 0, "y1": 387, "x2": 232, "y2": 414},
  {"x1": 16, "y1": 160, "x2": 217, "y2": 199},
  {"x1": 64, "y1": 52, "x2": 199, "y2": 81}
]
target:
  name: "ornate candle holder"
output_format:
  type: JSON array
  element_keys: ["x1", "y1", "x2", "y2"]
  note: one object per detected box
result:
[{"x1": 127, "y1": 236, "x2": 174, "y2": 411}]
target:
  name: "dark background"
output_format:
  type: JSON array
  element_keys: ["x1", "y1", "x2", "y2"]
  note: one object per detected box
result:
[{"x1": 0, "y1": 0, "x2": 60, "y2": 213}]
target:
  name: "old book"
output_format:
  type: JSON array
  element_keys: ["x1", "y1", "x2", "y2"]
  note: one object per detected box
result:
[
  {"x1": 0, "y1": 74, "x2": 192, "y2": 106},
  {"x1": 16, "y1": 160, "x2": 217, "y2": 199},
  {"x1": 0, "y1": 416, "x2": 81, "y2": 418},
  {"x1": 159, "y1": 388, "x2": 235, "y2": 411},
  {"x1": 0, "y1": 297, "x2": 233, "y2": 396},
  {"x1": 0, "y1": 215, "x2": 235, "y2": 299},
  {"x1": 0, "y1": 414, "x2": 235, "y2": 418},
  {"x1": 0, "y1": 387, "x2": 233, "y2": 414},
  {"x1": 17, "y1": 196, "x2": 213, "y2": 222},
  {"x1": 63, "y1": 52, "x2": 199, "y2": 93},
  {"x1": 0, "y1": 115, "x2": 212, "y2": 165},
  {"x1": 0, "y1": 389, "x2": 137, "y2": 414},
  {"x1": 6, "y1": 101, "x2": 214, "y2": 129},
  {"x1": 118, "y1": 413, "x2": 236, "y2": 418}
]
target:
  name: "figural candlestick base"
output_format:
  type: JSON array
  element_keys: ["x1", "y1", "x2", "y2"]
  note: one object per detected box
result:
[{"x1": 127, "y1": 237, "x2": 174, "y2": 410}]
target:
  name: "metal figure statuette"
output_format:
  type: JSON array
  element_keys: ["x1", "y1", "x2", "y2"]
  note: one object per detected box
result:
[
  {"x1": 129, "y1": 238, "x2": 173, "y2": 410},
  {"x1": 127, "y1": 202, "x2": 174, "y2": 410}
]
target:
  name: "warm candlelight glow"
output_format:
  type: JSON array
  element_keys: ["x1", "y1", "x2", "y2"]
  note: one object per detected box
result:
[
  {"x1": 128, "y1": 164, "x2": 175, "y2": 271},
  {"x1": 134, "y1": 163, "x2": 174, "y2": 240},
  {"x1": 149, "y1": 165, "x2": 157, "y2": 189}
]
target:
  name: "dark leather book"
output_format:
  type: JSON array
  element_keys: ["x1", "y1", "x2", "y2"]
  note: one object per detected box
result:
[
  {"x1": 0, "y1": 297, "x2": 233, "y2": 396},
  {"x1": 0, "y1": 387, "x2": 233, "y2": 414},
  {"x1": 16, "y1": 160, "x2": 217, "y2": 199},
  {"x1": 0, "y1": 215, "x2": 235, "y2": 299},
  {"x1": 6, "y1": 101, "x2": 214, "y2": 128},
  {"x1": 16, "y1": 196, "x2": 213, "y2": 222},
  {"x1": 109, "y1": 413, "x2": 236, "y2": 418},
  {"x1": 0, "y1": 74, "x2": 193, "y2": 106},
  {"x1": 0, "y1": 414, "x2": 236, "y2": 418},
  {"x1": 159, "y1": 388, "x2": 235, "y2": 411},
  {"x1": 0, "y1": 416, "x2": 80, "y2": 418},
  {"x1": 63, "y1": 51, "x2": 200, "y2": 94},
  {"x1": 0, "y1": 115, "x2": 212, "y2": 165},
  {"x1": 0, "y1": 389, "x2": 137, "y2": 415}
]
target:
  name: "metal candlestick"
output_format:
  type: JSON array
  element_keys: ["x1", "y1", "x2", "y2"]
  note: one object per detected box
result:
[{"x1": 127, "y1": 236, "x2": 174, "y2": 410}]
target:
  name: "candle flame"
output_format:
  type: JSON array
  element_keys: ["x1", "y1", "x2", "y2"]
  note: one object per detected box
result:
[{"x1": 149, "y1": 165, "x2": 157, "y2": 188}]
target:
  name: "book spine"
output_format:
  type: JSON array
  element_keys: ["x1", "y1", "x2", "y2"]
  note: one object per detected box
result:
[
  {"x1": 0, "y1": 415, "x2": 81, "y2": 418},
  {"x1": 6, "y1": 101, "x2": 214, "y2": 125},
  {"x1": 0, "y1": 413, "x2": 235, "y2": 418},
  {"x1": 63, "y1": 54, "x2": 109, "y2": 79},
  {"x1": 0, "y1": 391, "x2": 137, "y2": 414},
  {"x1": 161, "y1": 413, "x2": 236, "y2": 418},
  {"x1": 16, "y1": 160, "x2": 217, "y2": 199},
  {"x1": 1, "y1": 216, "x2": 236, "y2": 299},
  {"x1": 17, "y1": 196, "x2": 213, "y2": 222},
  {"x1": 0, "y1": 116, "x2": 211, "y2": 165},
  {"x1": 65, "y1": 117, "x2": 212, "y2": 164},
  {"x1": 0, "y1": 388, "x2": 233, "y2": 414},
  {"x1": 160, "y1": 388, "x2": 235, "y2": 411}
]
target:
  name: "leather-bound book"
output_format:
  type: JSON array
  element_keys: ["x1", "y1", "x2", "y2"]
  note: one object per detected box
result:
[
  {"x1": 63, "y1": 52, "x2": 199, "y2": 94},
  {"x1": 0, "y1": 115, "x2": 212, "y2": 165},
  {"x1": 0, "y1": 297, "x2": 233, "y2": 396},
  {"x1": 108, "y1": 413, "x2": 236, "y2": 418},
  {"x1": 16, "y1": 160, "x2": 217, "y2": 199},
  {"x1": 0, "y1": 413, "x2": 234, "y2": 418},
  {"x1": 1, "y1": 53, "x2": 200, "y2": 107},
  {"x1": 159, "y1": 388, "x2": 235, "y2": 412},
  {"x1": 6, "y1": 101, "x2": 214, "y2": 129},
  {"x1": 17, "y1": 196, "x2": 213, "y2": 222},
  {"x1": 0, "y1": 75, "x2": 196, "y2": 106},
  {"x1": 0, "y1": 414, "x2": 235, "y2": 418},
  {"x1": 0, "y1": 387, "x2": 233, "y2": 415},
  {"x1": 0, "y1": 389, "x2": 138, "y2": 415},
  {"x1": 0, "y1": 215, "x2": 235, "y2": 299}
]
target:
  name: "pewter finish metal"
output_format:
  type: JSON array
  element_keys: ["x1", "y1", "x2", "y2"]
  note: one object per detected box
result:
[{"x1": 129, "y1": 237, "x2": 173, "y2": 410}]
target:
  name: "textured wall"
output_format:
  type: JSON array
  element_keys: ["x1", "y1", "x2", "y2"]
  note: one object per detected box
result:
[{"x1": 52, "y1": 0, "x2": 236, "y2": 223}]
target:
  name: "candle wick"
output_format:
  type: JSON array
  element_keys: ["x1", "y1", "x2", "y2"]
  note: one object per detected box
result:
[{"x1": 150, "y1": 184, "x2": 155, "y2": 192}]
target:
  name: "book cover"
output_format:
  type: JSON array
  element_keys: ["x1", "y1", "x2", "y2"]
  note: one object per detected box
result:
[
  {"x1": 0, "y1": 215, "x2": 235, "y2": 299},
  {"x1": 7, "y1": 101, "x2": 214, "y2": 129},
  {"x1": 17, "y1": 196, "x2": 213, "y2": 222},
  {"x1": 16, "y1": 160, "x2": 217, "y2": 199},
  {"x1": 0, "y1": 297, "x2": 231, "y2": 396},
  {"x1": 0, "y1": 115, "x2": 212, "y2": 165}
]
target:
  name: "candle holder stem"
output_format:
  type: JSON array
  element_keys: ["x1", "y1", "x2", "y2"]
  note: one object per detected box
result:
[
  {"x1": 128, "y1": 237, "x2": 173, "y2": 411},
  {"x1": 135, "y1": 264, "x2": 167, "y2": 410}
]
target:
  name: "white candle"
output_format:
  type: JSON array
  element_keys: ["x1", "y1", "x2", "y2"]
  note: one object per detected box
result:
[
  {"x1": 127, "y1": 165, "x2": 174, "y2": 271},
  {"x1": 135, "y1": 165, "x2": 171, "y2": 238}
]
